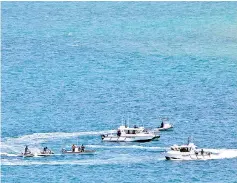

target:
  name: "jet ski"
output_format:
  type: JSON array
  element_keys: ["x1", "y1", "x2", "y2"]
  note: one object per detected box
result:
[
  {"x1": 18, "y1": 152, "x2": 35, "y2": 157},
  {"x1": 19, "y1": 146, "x2": 34, "y2": 157}
]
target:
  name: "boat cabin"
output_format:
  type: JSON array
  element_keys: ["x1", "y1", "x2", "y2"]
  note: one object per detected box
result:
[
  {"x1": 171, "y1": 143, "x2": 197, "y2": 152},
  {"x1": 118, "y1": 126, "x2": 146, "y2": 135}
]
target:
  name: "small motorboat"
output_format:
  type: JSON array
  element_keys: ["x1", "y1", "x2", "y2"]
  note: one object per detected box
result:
[
  {"x1": 156, "y1": 118, "x2": 173, "y2": 131},
  {"x1": 165, "y1": 139, "x2": 215, "y2": 160},
  {"x1": 101, "y1": 125, "x2": 160, "y2": 142},
  {"x1": 157, "y1": 123, "x2": 173, "y2": 131},
  {"x1": 62, "y1": 146, "x2": 95, "y2": 155}
]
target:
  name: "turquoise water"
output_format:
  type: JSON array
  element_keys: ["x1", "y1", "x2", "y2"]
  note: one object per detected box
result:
[{"x1": 1, "y1": 2, "x2": 237, "y2": 183}]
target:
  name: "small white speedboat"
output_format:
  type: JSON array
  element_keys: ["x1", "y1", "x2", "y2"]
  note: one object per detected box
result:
[
  {"x1": 165, "y1": 142, "x2": 214, "y2": 160},
  {"x1": 101, "y1": 125, "x2": 160, "y2": 142},
  {"x1": 157, "y1": 123, "x2": 173, "y2": 131},
  {"x1": 62, "y1": 147, "x2": 95, "y2": 155}
]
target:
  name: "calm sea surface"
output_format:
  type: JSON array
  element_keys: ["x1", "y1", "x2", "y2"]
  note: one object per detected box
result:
[{"x1": 1, "y1": 2, "x2": 237, "y2": 183}]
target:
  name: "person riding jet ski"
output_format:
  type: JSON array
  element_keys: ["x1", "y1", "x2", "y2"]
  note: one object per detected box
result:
[{"x1": 24, "y1": 145, "x2": 31, "y2": 154}]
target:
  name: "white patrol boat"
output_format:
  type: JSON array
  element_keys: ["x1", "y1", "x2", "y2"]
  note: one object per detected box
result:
[
  {"x1": 165, "y1": 141, "x2": 215, "y2": 160},
  {"x1": 101, "y1": 125, "x2": 160, "y2": 142}
]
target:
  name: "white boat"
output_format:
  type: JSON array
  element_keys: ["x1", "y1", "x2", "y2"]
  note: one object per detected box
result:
[
  {"x1": 157, "y1": 123, "x2": 173, "y2": 131},
  {"x1": 101, "y1": 125, "x2": 160, "y2": 142},
  {"x1": 165, "y1": 142, "x2": 215, "y2": 160},
  {"x1": 156, "y1": 118, "x2": 173, "y2": 131},
  {"x1": 62, "y1": 147, "x2": 95, "y2": 155}
]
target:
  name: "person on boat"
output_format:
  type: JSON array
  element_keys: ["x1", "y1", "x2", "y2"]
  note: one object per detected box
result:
[
  {"x1": 77, "y1": 146, "x2": 81, "y2": 152},
  {"x1": 134, "y1": 125, "x2": 138, "y2": 128},
  {"x1": 24, "y1": 145, "x2": 31, "y2": 154},
  {"x1": 81, "y1": 144, "x2": 85, "y2": 152},
  {"x1": 117, "y1": 130, "x2": 121, "y2": 137},
  {"x1": 160, "y1": 121, "x2": 164, "y2": 128},
  {"x1": 43, "y1": 147, "x2": 47, "y2": 154},
  {"x1": 72, "y1": 144, "x2": 76, "y2": 152},
  {"x1": 201, "y1": 149, "x2": 204, "y2": 155}
]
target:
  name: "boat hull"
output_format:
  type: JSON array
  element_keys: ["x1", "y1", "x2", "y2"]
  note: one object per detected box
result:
[
  {"x1": 165, "y1": 152, "x2": 213, "y2": 160},
  {"x1": 18, "y1": 153, "x2": 34, "y2": 157},
  {"x1": 158, "y1": 126, "x2": 173, "y2": 131},
  {"x1": 101, "y1": 135, "x2": 159, "y2": 142},
  {"x1": 37, "y1": 153, "x2": 54, "y2": 157},
  {"x1": 62, "y1": 150, "x2": 95, "y2": 155}
]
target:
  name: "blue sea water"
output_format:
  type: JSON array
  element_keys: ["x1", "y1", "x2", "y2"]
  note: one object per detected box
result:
[{"x1": 1, "y1": 2, "x2": 237, "y2": 183}]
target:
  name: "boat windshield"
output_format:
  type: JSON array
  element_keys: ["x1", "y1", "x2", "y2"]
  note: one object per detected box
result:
[
  {"x1": 124, "y1": 130, "x2": 138, "y2": 134},
  {"x1": 180, "y1": 147, "x2": 191, "y2": 152}
]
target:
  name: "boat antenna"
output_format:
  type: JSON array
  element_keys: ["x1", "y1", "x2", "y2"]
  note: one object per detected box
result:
[
  {"x1": 187, "y1": 136, "x2": 192, "y2": 145},
  {"x1": 77, "y1": 137, "x2": 79, "y2": 146},
  {"x1": 128, "y1": 115, "x2": 130, "y2": 128}
]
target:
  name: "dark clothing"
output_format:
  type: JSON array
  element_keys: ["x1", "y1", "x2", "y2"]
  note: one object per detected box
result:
[
  {"x1": 201, "y1": 149, "x2": 204, "y2": 155},
  {"x1": 81, "y1": 145, "x2": 85, "y2": 152},
  {"x1": 25, "y1": 146, "x2": 31, "y2": 154},
  {"x1": 117, "y1": 130, "x2": 121, "y2": 137},
  {"x1": 72, "y1": 145, "x2": 76, "y2": 152},
  {"x1": 160, "y1": 122, "x2": 164, "y2": 128}
]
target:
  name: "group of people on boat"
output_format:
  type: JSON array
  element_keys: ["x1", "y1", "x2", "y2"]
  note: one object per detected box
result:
[
  {"x1": 72, "y1": 144, "x2": 85, "y2": 152},
  {"x1": 194, "y1": 149, "x2": 211, "y2": 156}
]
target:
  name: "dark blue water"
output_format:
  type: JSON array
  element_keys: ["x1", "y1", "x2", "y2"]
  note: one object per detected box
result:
[{"x1": 1, "y1": 2, "x2": 237, "y2": 183}]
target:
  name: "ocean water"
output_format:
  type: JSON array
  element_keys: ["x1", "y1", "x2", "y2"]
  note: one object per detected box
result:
[{"x1": 1, "y1": 2, "x2": 237, "y2": 183}]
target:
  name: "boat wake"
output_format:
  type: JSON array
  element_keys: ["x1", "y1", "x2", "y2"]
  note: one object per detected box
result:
[
  {"x1": 1, "y1": 130, "x2": 115, "y2": 154},
  {"x1": 168, "y1": 149, "x2": 237, "y2": 161},
  {"x1": 1, "y1": 154, "x2": 164, "y2": 166},
  {"x1": 204, "y1": 148, "x2": 237, "y2": 160}
]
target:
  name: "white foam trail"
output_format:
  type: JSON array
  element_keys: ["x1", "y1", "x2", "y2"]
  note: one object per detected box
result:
[
  {"x1": 167, "y1": 149, "x2": 237, "y2": 161},
  {"x1": 1, "y1": 130, "x2": 115, "y2": 153},
  {"x1": 1, "y1": 155, "x2": 164, "y2": 166},
  {"x1": 3, "y1": 130, "x2": 115, "y2": 144},
  {"x1": 205, "y1": 149, "x2": 237, "y2": 159}
]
